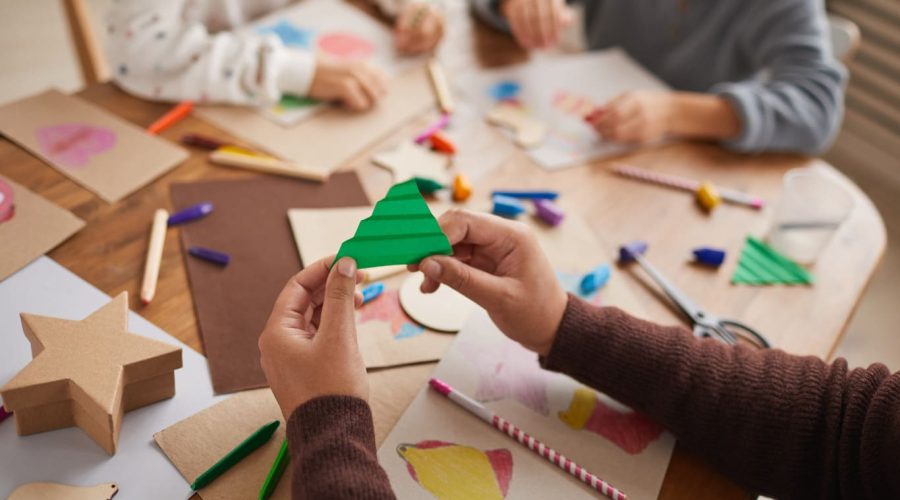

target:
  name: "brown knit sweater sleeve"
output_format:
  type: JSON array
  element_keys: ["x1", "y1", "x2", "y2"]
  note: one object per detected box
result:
[
  {"x1": 544, "y1": 295, "x2": 900, "y2": 500},
  {"x1": 287, "y1": 395, "x2": 395, "y2": 500}
]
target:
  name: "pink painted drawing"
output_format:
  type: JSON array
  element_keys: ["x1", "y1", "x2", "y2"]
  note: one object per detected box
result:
[
  {"x1": 558, "y1": 386, "x2": 664, "y2": 454},
  {"x1": 0, "y1": 179, "x2": 14, "y2": 223},
  {"x1": 461, "y1": 339, "x2": 554, "y2": 415},
  {"x1": 36, "y1": 123, "x2": 117, "y2": 169},
  {"x1": 358, "y1": 289, "x2": 424, "y2": 339},
  {"x1": 317, "y1": 32, "x2": 375, "y2": 60},
  {"x1": 397, "y1": 440, "x2": 513, "y2": 499}
]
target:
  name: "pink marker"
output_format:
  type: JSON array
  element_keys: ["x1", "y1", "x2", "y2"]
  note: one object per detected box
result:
[
  {"x1": 612, "y1": 164, "x2": 765, "y2": 210},
  {"x1": 428, "y1": 378, "x2": 627, "y2": 500},
  {"x1": 414, "y1": 114, "x2": 450, "y2": 144}
]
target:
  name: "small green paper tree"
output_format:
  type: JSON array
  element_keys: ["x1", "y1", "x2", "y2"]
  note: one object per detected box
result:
[
  {"x1": 333, "y1": 179, "x2": 452, "y2": 269},
  {"x1": 731, "y1": 237, "x2": 813, "y2": 285}
]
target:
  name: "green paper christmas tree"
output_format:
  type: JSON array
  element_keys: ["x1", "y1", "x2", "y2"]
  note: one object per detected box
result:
[
  {"x1": 333, "y1": 179, "x2": 453, "y2": 269},
  {"x1": 731, "y1": 236, "x2": 814, "y2": 285}
]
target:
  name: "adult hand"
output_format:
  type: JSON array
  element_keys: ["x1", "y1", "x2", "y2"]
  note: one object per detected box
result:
[
  {"x1": 409, "y1": 210, "x2": 567, "y2": 356},
  {"x1": 395, "y1": 1, "x2": 445, "y2": 54},
  {"x1": 586, "y1": 90, "x2": 674, "y2": 145},
  {"x1": 501, "y1": 0, "x2": 574, "y2": 50},
  {"x1": 309, "y1": 58, "x2": 388, "y2": 111},
  {"x1": 259, "y1": 257, "x2": 367, "y2": 420}
]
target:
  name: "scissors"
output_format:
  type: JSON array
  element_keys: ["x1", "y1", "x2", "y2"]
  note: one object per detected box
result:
[{"x1": 622, "y1": 244, "x2": 772, "y2": 349}]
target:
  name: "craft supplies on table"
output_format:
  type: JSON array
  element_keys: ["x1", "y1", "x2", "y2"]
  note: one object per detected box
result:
[
  {"x1": 147, "y1": 101, "x2": 193, "y2": 135},
  {"x1": 612, "y1": 164, "x2": 764, "y2": 210}
]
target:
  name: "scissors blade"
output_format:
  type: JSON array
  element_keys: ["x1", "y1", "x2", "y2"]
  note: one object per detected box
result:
[{"x1": 632, "y1": 253, "x2": 705, "y2": 323}]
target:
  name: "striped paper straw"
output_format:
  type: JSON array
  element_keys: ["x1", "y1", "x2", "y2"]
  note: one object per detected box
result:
[
  {"x1": 612, "y1": 164, "x2": 764, "y2": 210},
  {"x1": 429, "y1": 378, "x2": 627, "y2": 500}
]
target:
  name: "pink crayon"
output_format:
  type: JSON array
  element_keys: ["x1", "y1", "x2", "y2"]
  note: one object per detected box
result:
[
  {"x1": 428, "y1": 378, "x2": 627, "y2": 500},
  {"x1": 414, "y1": 114, "x2": 450, "y2": 144},
  {"x1": 612, "y1": 164, "x2": 764, "y2": 210}
]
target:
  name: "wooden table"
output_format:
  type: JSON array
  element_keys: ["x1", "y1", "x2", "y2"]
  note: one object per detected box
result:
[{"x1": 0, "y1": 3, "x2": 885, "y2": 498}]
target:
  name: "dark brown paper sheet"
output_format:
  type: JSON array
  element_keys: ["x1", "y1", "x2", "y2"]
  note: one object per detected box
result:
[{"x1": 170, "y1": 173, "x2": 369, "y2": 394}]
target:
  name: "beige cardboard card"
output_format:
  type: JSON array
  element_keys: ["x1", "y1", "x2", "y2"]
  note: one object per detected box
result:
[
  {"x1": 196, "y1": 65, "x2": 434, "y2": 177},
  {"x1": 0, "y1": 90, "x2": 188, "y2": 202},
  {"x1": 154, "y1": 389, "x2": 290, "y2": 500},
  {"x1": 0, "y1": 174, "x2": 84, "y2": 282},
  {"x1": 8, "y1": 482, "x2": 118, "y2": 500},
  {"x1": 0, "y1": 292, "x2": 183, "y2": 455}
]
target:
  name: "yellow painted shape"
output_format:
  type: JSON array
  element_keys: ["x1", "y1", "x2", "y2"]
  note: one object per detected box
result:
[
  {"x1": 399, "y1": 444, "x2": 504, "y2": 500},
  {"x1": 696, "y1": 182, "x2": 722, "y2": 212},
  {"x1": 558, "y1": 386, "x2": 599, "y2": 430}
]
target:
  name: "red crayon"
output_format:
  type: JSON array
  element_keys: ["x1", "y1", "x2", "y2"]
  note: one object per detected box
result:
[{"x1": 148, "y1": 101, "x2": 194, "y2": 135}]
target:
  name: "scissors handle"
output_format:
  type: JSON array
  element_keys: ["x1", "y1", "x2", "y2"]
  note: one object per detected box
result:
[{"x1": 718, "y1": 319, "x2": 771, "y2": 348}]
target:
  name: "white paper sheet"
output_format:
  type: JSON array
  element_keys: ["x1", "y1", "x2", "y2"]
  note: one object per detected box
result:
[{"x1": 0, "y1": 257, "x2": 224, "y2": 498}]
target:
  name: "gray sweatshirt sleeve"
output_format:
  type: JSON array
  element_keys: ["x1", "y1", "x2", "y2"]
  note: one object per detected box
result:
[
  {"x1": 469, "y1": 0, "x2": 510, "y2": 31},
  {"x1": 711, "y1": 1, "x2": 847, "y2": 155}
]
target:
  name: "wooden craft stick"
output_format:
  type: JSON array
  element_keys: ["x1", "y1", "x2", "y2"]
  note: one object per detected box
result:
[
  {"x1": 427, "y1": 59, "x2": 453, "y2": 114},
  {"x1": 147, "y1": 100, "x2": 193, "y2": 135},
  {"x1": 208, "y1": 150, "x2": 327, "y2": 183},
  {"x1": 140, "y1": 208, "x2": 169, "y2": 305},
  {"x1": 429, "y1": 378, "x2": 627, "y2": 500}
]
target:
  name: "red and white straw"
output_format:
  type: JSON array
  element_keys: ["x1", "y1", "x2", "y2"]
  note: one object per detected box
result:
[
  {"x1": 612, "y1": 163, "x2": 764, "y2": 210},
  {"x1": 429, "y1": 378, "x2": 627, "y2": 500}
]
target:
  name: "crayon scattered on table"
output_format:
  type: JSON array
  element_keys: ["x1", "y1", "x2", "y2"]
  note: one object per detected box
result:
[
  {"x1": 427, "y1": 59, "x2": 454, "y2": 114},
  {"x1": 413, "y1": 176, "x2": 445, "y2": 195},
  {"x1": 361, "y1": 282, "x2": 385, "y2": 304},
  {"x1": 147, "y1": 100, "x2": 193, "y2": 135},
  {"x1": 429, "y1": 131, "x2": 456, "y2": 154},
  {"x1": 492, "y1": 195, "x2": 525, "y2": 218},
  {"x1": 618, "y1": 240, "x2": 648, "y2": 263},
  {"x1": 189, "y1": 247, "x2": 230, "y2": 266},
  {"x1": 414, "y1": 114, "x2": 450, "y2": 144},
  {"x1": 696, "y1": 182, "x2": 721, "y2": 212},
  {"x1": 580, "y1": 264, "x2": 611, "y2": 295},
  {"x1": 168, "y1": 202, "x2": 213, "y2": 226},
  {"x1": 181, "y1": 133, "x2": 228, "y2": 151},
  {"x1": 191, "y1": 420, "x2": 280, "y2": 491},
  {"x1": 259, "y1": 438, "x2": 290, "y2": 500},
  {"x1": 612, "y1": 164, "x2": 764, "y2": 210},
  {"x1": 0, "y1": 405, "x2": 11, "y2": 424},
  {"x1": 534, "y1": 199, "x2": 564, "y2": 226},
  {"x1": 693, "y1": 247, "x2": 726, "y2": 268},
  {"x1": 140, "y1": 208, "x2": 169, "y2": 305},
  {"x1": 491, "y1": 190, "x2": 559, "y2": 200},
  {"x1": 428, "y1": 378, "x2": 627, "y2": 500},
  {"x1": 452, "y1": 173, "x2": 472, "y2": 202}
]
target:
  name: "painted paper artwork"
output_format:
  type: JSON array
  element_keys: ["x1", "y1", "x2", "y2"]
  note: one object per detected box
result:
[
  {"x1": 398, "y1": 440, "x2": 513, "y2": 500},
  {"x1": 35, "y1": 123, "x2": 116, "y2": 169},
  {"x1": 457, "y1": 49, "x2": 670, "y2": 170}
]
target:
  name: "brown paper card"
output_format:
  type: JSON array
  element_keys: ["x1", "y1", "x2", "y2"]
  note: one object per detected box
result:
[
  {"x1": 195, "y1": 66, "x2": 434, "y2": 175},
  {"x1": 0, "y1": 174, "x2": 84, "y2": 282},
  {"x1": 0, "y1": 89, "x2": 188, "y2": 202},
  {"x1": 154, "y1": 389, "x2": 289, "y2": 500},
  {"x1": 170, "y1": 173, "x2": 369, "y2": 394}
]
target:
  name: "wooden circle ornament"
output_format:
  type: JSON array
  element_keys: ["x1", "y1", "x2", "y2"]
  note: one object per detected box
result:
[{"x1": 399, "y1": 273, "x2": 475, "y2": 333}]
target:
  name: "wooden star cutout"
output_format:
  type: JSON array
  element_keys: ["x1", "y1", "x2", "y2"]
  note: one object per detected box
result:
[
  {"x1": 0, "y1": 292, "x2": 182, "y2": 454},
  {"x1": 372, "y1": 141, "x2": 451, "y2": 184}
]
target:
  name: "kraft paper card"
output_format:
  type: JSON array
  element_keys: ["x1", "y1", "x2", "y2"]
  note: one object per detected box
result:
[
  {"x1": 0, "y1": 174, "x2": 84, "y2": 282},
  {"x1": 0, "y1": 257, "x2": 225, "y2": 499},
  {"x1": 154, "y1": 389, "x2": 289, "y2": 500},
  {"x1": 195, "y1": 65, "x2": 434, "y2": 177},
  {"x1": 0, "y1": 90, "x2": 188, "y2": 202},
  {"x1": 170, "y1": 173, "x2": 369, "y2": 394}
]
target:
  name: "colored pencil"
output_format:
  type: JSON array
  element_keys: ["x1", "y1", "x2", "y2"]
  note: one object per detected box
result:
[
  {"x1": 140, "y1": 208, "x2": 169, "y2": 305},
  {"x1": 259, "y1": 438, "x2": 290, "y2": 500},
  {"x1": 192, "y1": 420, "x2": 280, "y2": 491},
  {"x1": 428, "y1": 378, "x2": 627, "y2": 500},
  {"x1": 208, "y1": 149, "x2": 327, "y2": 183},
  {"x1": 612, "y1": 164, "x2": 765, "y2": 210},
  {"x1": 148, "y1": 101, "x2": 194, "y2": 135},
  {"x1": 427, "y1": 59, "x2": 454, "y2": 114}
]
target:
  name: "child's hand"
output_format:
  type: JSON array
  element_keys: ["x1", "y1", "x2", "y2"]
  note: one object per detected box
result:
[
  {"x1": 586, "y1": 91, "x2": 674, "y2": 145},
  {"x1": 259, "y1": 257, "x2": 367, "y2": 420},
  {"x1": 501, "y1": 0, "x2": 574, "y2": 50},
  {"x1": 395, "y1": 1, "x2": 445, "y2": 54},
  {"x1": 409, "y1": 210, "x2": 567, "y2": 356},
  {"x1": 308, "y1": 58, "x2": 388, "y2": 111}
]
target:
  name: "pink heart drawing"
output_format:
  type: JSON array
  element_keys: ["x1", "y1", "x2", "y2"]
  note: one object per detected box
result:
[
  {"x1": 36, "y1": 123, "x2": 117, "y2": 169},
  {"x1": 0, "y1": 179, "x2": 14, "y2": 223},
  {"x1": 317, "y1": 32, "x2": 375, "y2": 60}
]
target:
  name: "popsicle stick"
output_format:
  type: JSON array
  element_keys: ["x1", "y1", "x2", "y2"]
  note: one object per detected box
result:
[
  {"x1": 427, "y1": 59, "x2": 453, "y2": 114},
  {"x1": 140, "y1": 209, "x2": 168, "y2": 305},
  {"x1": 208, "y1": 150, "x2": 327, "y2": 183}
]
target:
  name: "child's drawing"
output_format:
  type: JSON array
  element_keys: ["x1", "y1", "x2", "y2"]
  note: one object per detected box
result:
[
  {"x1": 35, "y1": 124, "x2": 116, "y2": 169},
  {"x1": 358, "y1": 289, "x2": 425, "y2": 340},
  {"x1": 460, "y1": 338, "x2": 554, "y2": 415},
  {"x1": 318, "y1": 32, "x2": 375, "y2": 59},
  {"x1": 558, "y1": 386, "x2": 664, "y2": 454},
  {"x1": 0, "y1": 179, "x2": 14, "y2": 223},
  {"x1": 397, "y1": 440, "x2": 513, "y2": 500},
  {"x1": 257, "y1": 19, "x2": 314, "y2": 48}
]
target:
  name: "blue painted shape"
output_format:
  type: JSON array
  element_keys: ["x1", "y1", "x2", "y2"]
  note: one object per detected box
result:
[
  {"x1": 693, "y1": 247, "x2": 726, "y2": 268},
  {"x1": 492, "y1": 194, "x2": 525, "y2": 218},
  {"x1": 257, "y1": 19, "x2": 314, "y2": 48},
  {"x1": 395, "y1": 322, "x2": 425, "y2": 339},
  {"x1": 489, "y1": 80, "x2": 521, "y2": 101},
  {"x1": 580, "y1": 264, "x2": 611, "y2": 295}
]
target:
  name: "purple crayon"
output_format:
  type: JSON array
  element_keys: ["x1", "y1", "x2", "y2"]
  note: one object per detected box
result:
[
  {"x1": 534, "y1": 199, "x2": 565, "y2": 226},
  {"x1": 693, "y1": 247, "x2": 726, "y2": 268},
  {"x1": 189, "y1": 246, "x2": 230, "y2": 266},
  {"x1": 169, "y1": 202, "x2": 213, "y2": 226},
  {"x1": 618, "y1": 240, "x2": 648, "y2": 263}
]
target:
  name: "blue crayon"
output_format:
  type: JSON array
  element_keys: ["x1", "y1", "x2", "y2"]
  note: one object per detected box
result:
[
  {"x1": 188, "y1": 246, "x2": 230, "y2": 266},
  {"x1": 492, "y1": 195, "x2": 525, "y2": 217},
  {"x1": 491, "y1": 190, "x2": 559, "y2": 200},
  {"x1": 618, "y1": 240, "x2": 648, "y2": 263},
  {"x1": 361, "y1": 282, "x2": 385, "y2": 304},
  {"x1": 580, "y1": 264, "x2": 611, "y2": 295},
  {"x1": 693, "y1": 247, "x2": 726, "y2": 268},
  {"x1": 169, "y1": 202, "x2": 213, "y2": 225}
]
